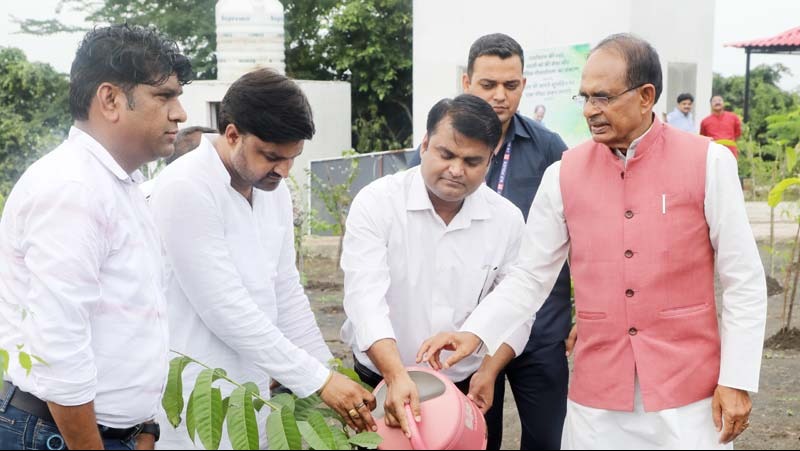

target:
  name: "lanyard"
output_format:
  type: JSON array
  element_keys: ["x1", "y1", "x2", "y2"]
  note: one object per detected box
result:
[{"x1": 495, "y1": 140, "x2": 513, "y2": 195}]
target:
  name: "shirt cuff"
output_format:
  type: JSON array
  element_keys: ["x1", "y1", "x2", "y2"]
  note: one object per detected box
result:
[
  {"x1": 461, "y1": 314, "x2": 515, "y2": 357},
  {"x1": 354, "y1": 317, "x2": 396, "y2": 353},
  {"x1": 293, "y1": 362, "x2": 332, "y2": 399},
  {"x1": 717, "y1": 316, "x2": 766, "y2": 393},
  {"x1": 504, "y1": 318, "x2": 534, "y2": 357}
]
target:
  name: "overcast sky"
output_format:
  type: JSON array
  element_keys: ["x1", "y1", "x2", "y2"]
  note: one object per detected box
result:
[{"x1": 2, "y1": 0, "x2": 799, "y2": 91}]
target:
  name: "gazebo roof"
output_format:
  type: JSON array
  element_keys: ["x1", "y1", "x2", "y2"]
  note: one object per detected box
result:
[{"x1": 726, "y1": 26, "x2": 800, "y2": 54}]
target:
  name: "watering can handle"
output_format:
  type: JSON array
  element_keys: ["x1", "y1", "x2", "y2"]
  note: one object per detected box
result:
[{"x1": 404, "y1": 404, "x2": 428, "y2": 450}]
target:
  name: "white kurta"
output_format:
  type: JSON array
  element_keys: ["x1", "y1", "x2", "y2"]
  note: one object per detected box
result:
[
  {"x1": 460, "y1": 129, "x2": 767, "y2": 449},
  {"x1": 341, "y1": 167, "x2": 530, "y2": 382},
  {"x1": 150, "y1": 136, "x2": 333, "y2": 450}
]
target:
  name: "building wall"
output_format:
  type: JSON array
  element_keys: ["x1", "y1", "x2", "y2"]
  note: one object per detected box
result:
[
  {"x1": 179, "y1": 79, "x2": 352, "y2": 187},
  {"x1": 413, "y1": 0, "x2": 715, "y2": 142}
]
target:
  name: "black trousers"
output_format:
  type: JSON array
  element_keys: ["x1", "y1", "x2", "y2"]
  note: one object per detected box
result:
[
  {"x1": 484, "y1": 340, "x2": 569, "y2": 450},
  {"x1": 353, "y1": 358, "x2": 505, "y2": 444}
]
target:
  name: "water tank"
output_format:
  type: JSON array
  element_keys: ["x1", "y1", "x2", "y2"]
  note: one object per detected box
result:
[{"x1": 215, "y1": 0, "x2": 286, "y2": 80}]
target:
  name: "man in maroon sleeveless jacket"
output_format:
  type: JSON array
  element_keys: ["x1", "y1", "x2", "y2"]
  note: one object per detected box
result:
[{"x1": 417, "y1": 34, "x2": 767, "y2": 449}]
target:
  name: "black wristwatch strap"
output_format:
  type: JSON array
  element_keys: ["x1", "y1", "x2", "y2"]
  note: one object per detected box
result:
[{"x1": 140, "y1": 422, "x2": 160, "y2": 442}]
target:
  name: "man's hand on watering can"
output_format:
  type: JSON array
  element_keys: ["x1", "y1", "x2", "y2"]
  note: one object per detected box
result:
[
  {"x1": 319, "y1": 372, "x2": 378, "y2": 432},
  {"x1": 383, "y1": 371, "x2": 422, "y2": 439},
  {"x1": 416, "y1": 332, "x2": 482, "y2": 370},
  {"x1": 467, "y1": 369, "x2": 495, "y2": 414},
  {"x1": 468, "y1": 344, "x2": 516, "y2": 414}
]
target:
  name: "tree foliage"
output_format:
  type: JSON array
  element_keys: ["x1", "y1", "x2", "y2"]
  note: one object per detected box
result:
[
  {"x1": 16, "y1": 0, "x2": 219, "y2": 80},
  {"x1": 0, "y1": 48, "x2": 71, "y2": 210},
  {"x1": 712, "y1": 64, "x2": 799, "y2": 144},
  {"x1": 18, "y1": 0, "x2": 414, "y2": 153}
]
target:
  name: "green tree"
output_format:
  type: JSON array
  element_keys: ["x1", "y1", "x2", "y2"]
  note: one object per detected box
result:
[
  {"x1": 18, "y1": 0, "x2": 414, "y2": 154},
  {"x1": 16, "y1": 0, "x2": 218, "y2": 80},
  {"x1": 314, "y1": 0, "x2": 413, "y2": 153},
  {"x1": 0, "y1": 47, "x2": 71, "y2": 210},
  {"x1": 712, "y1": 64, "x2": 798, "y2": 144}
]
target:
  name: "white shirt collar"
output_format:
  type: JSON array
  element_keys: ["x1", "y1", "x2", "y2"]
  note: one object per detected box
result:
[
  {"x1": 406, "y1": 167, "x2": 491, "y2": 227},
  {"x1": 614, "y1": 120, "x2": 656, "y2": 166},
  {"x1": 68, "y1": 126, "x2": 145, "y2": 183}
]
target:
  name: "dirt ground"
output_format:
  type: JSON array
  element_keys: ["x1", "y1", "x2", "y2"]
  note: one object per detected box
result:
[{"x1": 300, "y1": 237, "x2": 800, "y2": 450}]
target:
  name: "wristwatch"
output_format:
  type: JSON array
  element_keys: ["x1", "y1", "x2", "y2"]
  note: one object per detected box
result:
[{"x1": 140, "y1": 422, "x2": 160, "y2": 442}]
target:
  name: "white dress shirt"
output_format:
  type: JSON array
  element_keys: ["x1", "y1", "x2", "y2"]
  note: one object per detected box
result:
[
  {"x1": 0, "y1": 127, "x2": 169, "y2": 428},
  {"x1": 150, "y1": 136, "x2": 332, "y2": 450},
  {"x1": 341, "y1": 167, "x2": 531, "y2": 383}
]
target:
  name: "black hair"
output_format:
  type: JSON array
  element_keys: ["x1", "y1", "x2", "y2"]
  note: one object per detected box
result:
[
  {"x1": 218, "y1": 68, "x2": 315, "y2": 143},
  {"x1": 69, "y1": 24, "x2": 193, "y2": 121},
  {"x1": 677, "y1": 93, "x2": 694, "y2": 103},
  {"x1": 467, "y1": 33, "x2": 524, "y2": 77},
  {"x1": 166, "y1": 126, "x2": 218, "y2": 165},
  {"x1": 426, "y1": 95, "x2": 502, "y2": 150},
  {"x1": 591, "y1": 33, "x2": 663, "y2": 104}
]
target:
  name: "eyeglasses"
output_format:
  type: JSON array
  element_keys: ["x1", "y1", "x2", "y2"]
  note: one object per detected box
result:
[{"x1": 572, "y1": 84, "x2": 646, "y2": 109}]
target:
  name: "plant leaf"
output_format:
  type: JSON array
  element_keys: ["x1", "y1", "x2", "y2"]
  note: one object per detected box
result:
[
  {"x1": 270, "y1": 393, "x2": 296, "y2": 412},
  {"x1": 226, "y1": 386, "x2": 259, "y2": 450},
  {"x1": 194, "y1": 369, "x2": 225, "y2": 450},
  {"x1": 330, "y1": 427, "x2": 351, "y2": 450},
  {"x1": 242, "y1": 382, "x2": 264, "y2": 411},
  {"x1": 186, "y1": 389, "x2": 197, "y2": 443},
  {"x1": 348, "y1": 431, "x2": 383, "y2": 449},
  {"x1": 294, "y1": 395, "x2": 323, "y2": 421},
  {"x1": 266, "y1": 405, "x2": 302, "y2": 450},
  {"x1": 0, "y1": 349, "x2": 8, "y2": 380},
  {"x1": 787, "y1": 146, "x2": 798, "y2": 173},
  {"x1": 18, "y1": 352, "x2": 32, "y2": 376},
  {"x1": 303, "y1": 410, "x2": 336, "y2": 450},
  {"x1": 768, "y1": 177, "x2": 800, "y2": 207},
  {"x1": 162, "y1": 356, "x2": 193, "y2": 428}
]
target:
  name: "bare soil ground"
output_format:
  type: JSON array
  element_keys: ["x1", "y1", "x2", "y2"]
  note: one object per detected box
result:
[{"x1": 301, "y1": 237, "x2": 800, "y2": 450}]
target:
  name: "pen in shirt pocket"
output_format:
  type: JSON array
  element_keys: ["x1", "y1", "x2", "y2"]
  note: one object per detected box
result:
[{"x1": 478, "y1": 265, "x2": 499, "y2": 303}]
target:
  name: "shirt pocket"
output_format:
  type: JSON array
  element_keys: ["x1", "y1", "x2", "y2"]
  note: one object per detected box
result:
[{"x1": 450, "y1": 265, "x2": 498, "y2": 325}]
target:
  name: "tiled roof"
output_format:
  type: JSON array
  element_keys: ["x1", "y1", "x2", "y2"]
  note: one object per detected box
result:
[{"x1": 726, "y1": 26, "x2": 800, "y2": 49}]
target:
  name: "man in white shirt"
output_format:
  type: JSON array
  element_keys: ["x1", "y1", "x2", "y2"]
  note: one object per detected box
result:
[
  {"x1": 341, "y1": 94, "x2": 529, "y2": 438},
  {"x1": 150, "y1": 69, "x2": 376, "y2": 450},
  {"x1": 418, "y1": 34, "x2": 767, "y2": 450},
  {"x1": 0, "y1": 25, "x2": 192, "y2": 450}
]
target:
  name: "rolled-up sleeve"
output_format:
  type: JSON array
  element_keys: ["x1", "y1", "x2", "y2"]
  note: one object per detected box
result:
[
  {"x1": 151, "y1": 179, "x2": 329, "y2": 398},
  {"x1": 19, "y1": 182, "x2": 102, "y2": 405},
  {"x1": 341, "y1": 187, "x2": 396, "y2": 352},
  {"x1": 705, "y1": 143, "x2": 767, "y2": 392}
]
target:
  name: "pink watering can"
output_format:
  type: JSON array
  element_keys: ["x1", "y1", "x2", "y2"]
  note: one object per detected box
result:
[{"x1": 372, "y1": 367, "x2": 488, "y2": 450}]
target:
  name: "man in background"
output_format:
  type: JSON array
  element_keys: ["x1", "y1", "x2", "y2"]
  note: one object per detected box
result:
[
  {"x1": 534, "y1": 104, "x2": 547, "y2": 125},
  {"x1": 666, "y1": 93, "x2": 695, "y2": 132},
  {"x1": 701, "y1": 95, "x2": 742, "y2": 158}
]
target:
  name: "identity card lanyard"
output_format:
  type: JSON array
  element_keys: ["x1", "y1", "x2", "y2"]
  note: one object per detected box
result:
[{"x1": 495, "y1": 140, "x2": 513, "y2": 195}]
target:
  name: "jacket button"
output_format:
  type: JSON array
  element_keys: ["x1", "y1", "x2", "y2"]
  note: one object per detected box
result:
[
  {"x1": 629, "y1": 327, "x2": 638, "y2": 336},
  {"x1": 625, "y1": 210, "x2": 634, "y2": 219},
  {"x1": 626, "y1": 289, "x2": 635, "y2": 297},
  {"x1": 625, "y1": 250, "x2": 634, "y2": 258}
]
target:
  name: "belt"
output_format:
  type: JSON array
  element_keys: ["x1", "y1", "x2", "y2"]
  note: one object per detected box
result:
[{"x1": 1, "y1": 381, "x2": 143, "y2": 441}]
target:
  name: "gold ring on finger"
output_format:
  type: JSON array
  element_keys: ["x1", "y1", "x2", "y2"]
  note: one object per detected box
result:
[{"x1": 348, "y1": 409, "x2": 360, "y2": 418}]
